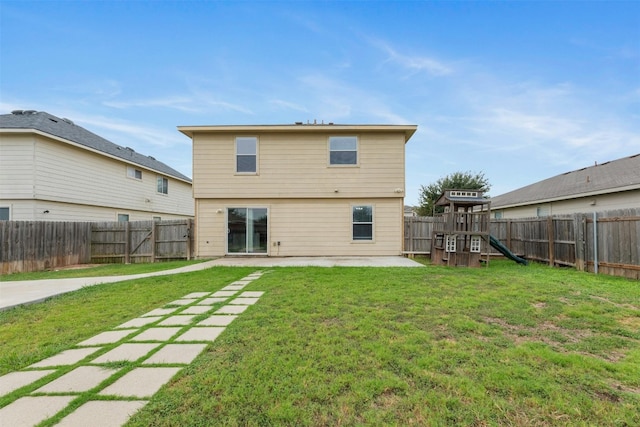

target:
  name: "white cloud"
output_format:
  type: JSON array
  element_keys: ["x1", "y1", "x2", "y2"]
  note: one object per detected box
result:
[{"x1": 367, "y1": 38, "x2": 452, "y2": 76}]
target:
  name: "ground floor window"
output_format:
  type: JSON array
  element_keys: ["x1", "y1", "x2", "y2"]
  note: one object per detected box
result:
[
  {"x1": 117, "y1": 213, "x2": 129, "y2": 222},
  {"x1": 352, "y1": 205, "x2": 373, "y2": 241},
  {"x1": 227, "y1": 207, "x2": 268, "y2": 254},
  {"x1": 0, "y1": 207, "x2": 9, "y2": 220}
]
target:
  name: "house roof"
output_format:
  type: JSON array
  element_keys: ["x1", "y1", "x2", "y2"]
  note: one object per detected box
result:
[
  {"x1": 435, "y1": 189, "x2": 488, "y2": 207},
  {"x1": 0, "y1": 110, "x2": 191, "y2": 183},
  {"x1": 491, "y1": 154, "x2": 640, "y2": 209},
  {"x1": 178, "y1": 123, "x2": 418, "y2": 142}
]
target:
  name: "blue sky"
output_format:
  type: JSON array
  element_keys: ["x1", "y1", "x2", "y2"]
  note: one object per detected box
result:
[{"x1": 2, "y1": 1, "x2": 639, "y2": 205}]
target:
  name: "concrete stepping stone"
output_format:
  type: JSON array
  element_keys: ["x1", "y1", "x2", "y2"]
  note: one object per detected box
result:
[
  {"x1": 56, "y1": 400, "x2": 148, "y2": 427},
  {"x1": 141, "y1": 307, "x2": 178, "y2": 317},
  {"x1": 92, "y1": 343, "x2": 161, "y2": 363},
  {"x1": 175, "y1": 327, "x2": 225, "y2": 342},
  {"x1": 182, "y1": 292, "x2": 210, "y2": 299},
  {"x1": 229, "y1": 297, "x2": 260, "y2": 305},
  {"x1": 180, "y1": 305, "x2": 212, "y2": 314},
  {"x1": 130, "y1": 327, "x2": 182, "y2": 342},
  {"x1": 0, "y1": 369, "x2": 56, "y2": 396},
  {"x1": 197, "y1": 297, "x2": 228, "y2": 305},
  {"x1": 99, "y1": 367, "x2": 182, "y2": 398},
  {"x1": 30, "y1": 347, "x2": 102, "y2": 368},
  {"x1": 211, "y1": 291, "x2": 236, "y2": 298},
  {"x1": 240, "y1": 291, "x2": 264, "y2": 297},
  {"x1": 231, "y1": 280, "x2": 253, "y2": 285},
  {"x1": 0, "y1": 395, "x2": 75, "y2": 427},
  {"x1": 36, "y1": 366, "x2": 118, "y2": 393},
  {"x1": 165, "y1": 299, "x2": 194, "y2": 306},
  {"x1": 215, "y1": 305, "x2": 249, "y2": 314},
  {"x1": 78, "y1": 330, "x2": 136, "y2": 346},
  {"x1": 115, "y1": 316, "x2": 162, "y2": 329},
  {"x1": 221, "y1": 285, "x2": 245, "y2": 291},
  {"x1": 197, "y1": 315, "x2": 237, "y2": 326},
  {"x1": 143, "y1": 344, "x2": 208, "y2": 365},
  {"x1": 157, "y1": 315, "x2": 197, "y2": 326}
]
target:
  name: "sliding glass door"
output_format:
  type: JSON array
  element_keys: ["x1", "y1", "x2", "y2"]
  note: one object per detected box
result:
[{"x1": 227, "y1": 208, "x2": 268, "y2": 254}]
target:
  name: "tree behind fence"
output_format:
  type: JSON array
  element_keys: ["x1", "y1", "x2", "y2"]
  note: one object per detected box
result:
[
  {"x1": 404, "y1": 208, "x2": 639, "y2": 279},
  {"x1": 1, "y1": 220, "x2": 193, "y2": 275}
]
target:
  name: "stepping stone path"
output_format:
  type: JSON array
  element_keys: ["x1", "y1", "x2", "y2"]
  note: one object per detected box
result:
[{"x1": 0, "y1": 271, "x2": 266, "y2": 426}]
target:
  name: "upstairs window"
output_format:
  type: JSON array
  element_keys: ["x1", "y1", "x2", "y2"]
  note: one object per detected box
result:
[
  {"x1": 352, "y1": 205, "x2": 373, "y2": 241},
  {"x1": 157, "y1": 175, "x2": 168, "y2": 194},
  {"x1": 127, "y1": 166, "x2": 142, "y2": 180},
  {"x1": 329, "y1": 136, "x2": 357, "y2": 165},
  {"x1": 236, "y1": 137, "x2": 258, "y2": 173}
]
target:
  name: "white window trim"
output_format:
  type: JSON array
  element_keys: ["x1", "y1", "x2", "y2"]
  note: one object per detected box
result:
[
  {"x1": 470, "y1": 236, "x2": 482, "y2": 253},
  {"x1": 117, "y1": 213, "x2": 130, "y2": 222},
  {"x1": 328, "y1": 136, "x2": 359, "y2": 167},
  {"x1": 126, "y1": 166, "x2": 142, "y2": 180},
  {"x1": 157, "y1": 175, "x2": 169, "y2": 195},
  {"x1": 235, "y1": 136, "x2": 259, "y2": 175},
  {"x1": 351, "y1": 204, "x2": 374, "y2": 243},
  {"x1": 445, "y1": 235, "x2": 457, "y2": 253}
]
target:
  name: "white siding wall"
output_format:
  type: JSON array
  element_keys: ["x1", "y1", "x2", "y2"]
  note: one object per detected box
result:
[
  {"x1": 196, "y1": 198, "x2": 403, "y2": 257},
  {"x1": 0, "y1": 134, "x2": 35, "y2": 199},
  {"x1": 494, "y1": 190, "x2": 640, "y2": 219},
  {"x1": 0, "y1": 133, "x2": 194, "y2": 220}
]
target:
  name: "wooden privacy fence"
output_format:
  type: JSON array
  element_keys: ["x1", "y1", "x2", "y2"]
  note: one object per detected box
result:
[
  {"x1": 0, "y1": 221, "x2": 92, "y2": 275},
  {"x1": 91, "y1": 219, "x2": 193, "y2": 264},
  {"x1": 1, "y1": 219, "x2": 194, "y2": 274},
  {"x1": 405, "y1": 208, "x2": 640, "y2": 279}
]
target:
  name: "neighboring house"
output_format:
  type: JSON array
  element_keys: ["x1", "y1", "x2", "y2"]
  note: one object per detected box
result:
[
  {"x1": 404, "y1": 205, "x2": 417, "y2": 217},
  {"x1": 179, "y1": 123, "x2": 417, "y2": 257},
  {"x1": 0, "y1": 110, "x2": 194, "y2": 221},
  {"x1": 491, "y1": 154, "x2": 640, "y2": 219}
]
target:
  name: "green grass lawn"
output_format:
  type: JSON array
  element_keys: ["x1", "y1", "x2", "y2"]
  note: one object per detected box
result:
[
  {"x1": 1, "y1": 261, "x2": 639, "y2": 426},
  {"x1": 1, "y1": 259, "x2": 209, "y2": 281}
]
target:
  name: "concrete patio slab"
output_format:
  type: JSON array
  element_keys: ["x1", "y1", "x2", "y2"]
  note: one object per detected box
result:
[
  {"x1": 229, "y1": 297, "x2": 260, "y2": 305},
  {"x1": 207, "y1": 256, "x2": 425, "y2": 267},
  {"x1": 175, "y1": 327, "x2": 225, "y2": 342},
  {"x1": 211, "y1": 291, "x2": 237, "y2": 298},
  {"x1": 114, "y1": 316, "x2": 162, "y2": 329},
  {"x1": 29, "y1": 347, "x2": 102, "y2": 368},
  {"x1": 77, "y1": 330, "x2": 136, "y2": 346},
  {"x1": 56, "y1": 400, "x2": 148, "y2": 427},
  {"x1": 215, "y1": 305, "x2": 249, "y2": 314},
  {"x1": 221, "y1": 285, "x2": 245, "y2": 291},
  {"x1": 0, "y1": 369, "x2": 56, "y2": 396},
  {"x1": 180, "y1": 305, "x2": 213, "y2": 314},
  {"x1": 165, "y1": 299, "x2": 194, "y2": 306},
  {"x1": 36, "y1": 366, "x2": 118, "y2": 393},
  {"x1": 141, "y1": 307, "x2": 179, "y2": 317},
  {"x1": 130, "y1": 327, "x2": 182, "y2": 342},
  {"x1": 0, "y1": 395, "x2": 75, "y2": 427},
  {"x1": 91, "y1": 343, "x2": 160, "y2": 363},
  {"x1": 143, "y1": 344, "x2": 208, "y2": 365},
  {"x1": 157, "y1": 315, "x2": 197, "y2": 326},
  {"x1": 240, "y1": 291, "x2": 265, "y2": 297},
  {"x1": 182, "y1": 292, "x2": 210, "y2": 299},
  {"x1": 197, "y1": 297, "x2": 229, "y2": 305},
  {"x1": 197, "y1": 315, "x2": 238, "y2": 326},
  {"x1": 99, "y1": 367, "x2": 181, "y2": 398}
]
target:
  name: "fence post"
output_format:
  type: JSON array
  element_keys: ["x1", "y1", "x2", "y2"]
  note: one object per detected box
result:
[
  {"x1": 547, "y1": 216, "x2": 555, "y2": 266},
  {"x1": 187, "y1": 219, "x2": 193, "y2": 260},
  {"x1": 574, "y1": 213, "x2": 585, "y2": 271},
  {"x1": 593, "y1": 211, "x2": 598, "y2": 274},
  {"x1": 151, "y1": 221, "x2": 157, "y2": 263},
  {"x1": 124, "y1": 221, "x2": 130, "y2": 264}
]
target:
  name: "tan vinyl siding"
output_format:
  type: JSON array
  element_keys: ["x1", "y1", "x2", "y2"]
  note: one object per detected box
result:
[
  {"x1": 0, "y1": 134, "x2": 35, "y2": 199},
  {"x1": 193, "y1": 132, "x2": 406, "y2": 199},
  {"x1": 495, "y1": 190, "x2": 640, "y2": 219},
  {"x1": 196, "y1": 198, "x2": 403, "y2": 257}
]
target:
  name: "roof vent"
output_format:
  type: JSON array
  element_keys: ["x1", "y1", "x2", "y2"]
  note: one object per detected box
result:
[
  {"x1": 125, "y1": 147, "x2": 135, "y2": 152},
  {"x1": 23, "y1": 110, "x2": 37, "y2": 115},
  {"x1": 62, "y1": 118, "x2": 74, "y2": 125},
  {"x1": 11, "y1": 110, "x2": 24, "y2": 115},
  {"x1": 295, "y1": 121, "x2": 303, "y2": 125},
  {"x1": 148, "y1": 155, "x2": 155, "y2": 160}
]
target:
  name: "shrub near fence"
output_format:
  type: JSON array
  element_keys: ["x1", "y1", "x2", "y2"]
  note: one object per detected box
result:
[
  {"x1": 404, "y1": 208, "x2": 640, "y2": 279},
  {"x1": 0, "y1": 221, "x2": 92, "y2": 275}
]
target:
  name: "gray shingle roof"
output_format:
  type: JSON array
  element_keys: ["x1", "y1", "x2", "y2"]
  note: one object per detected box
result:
[
  {"x1": 491, "y1": 154, "x2": 640, "y2": 208},
  {"x1": 0, "y1": 110, "x2": 191, "y2": 182}
]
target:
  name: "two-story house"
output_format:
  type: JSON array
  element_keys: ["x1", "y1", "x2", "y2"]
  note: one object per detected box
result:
[
  {"x1": 0, "y1": 110, "x2": 194, "y2": 221},
  {"x1": 179, "y1": 123, "x2": 417, "y2": 257}
]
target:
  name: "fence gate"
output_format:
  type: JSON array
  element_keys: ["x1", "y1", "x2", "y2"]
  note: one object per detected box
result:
[{"x1": 91, "y1": 219, "x2": 193, "y2": 264}]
